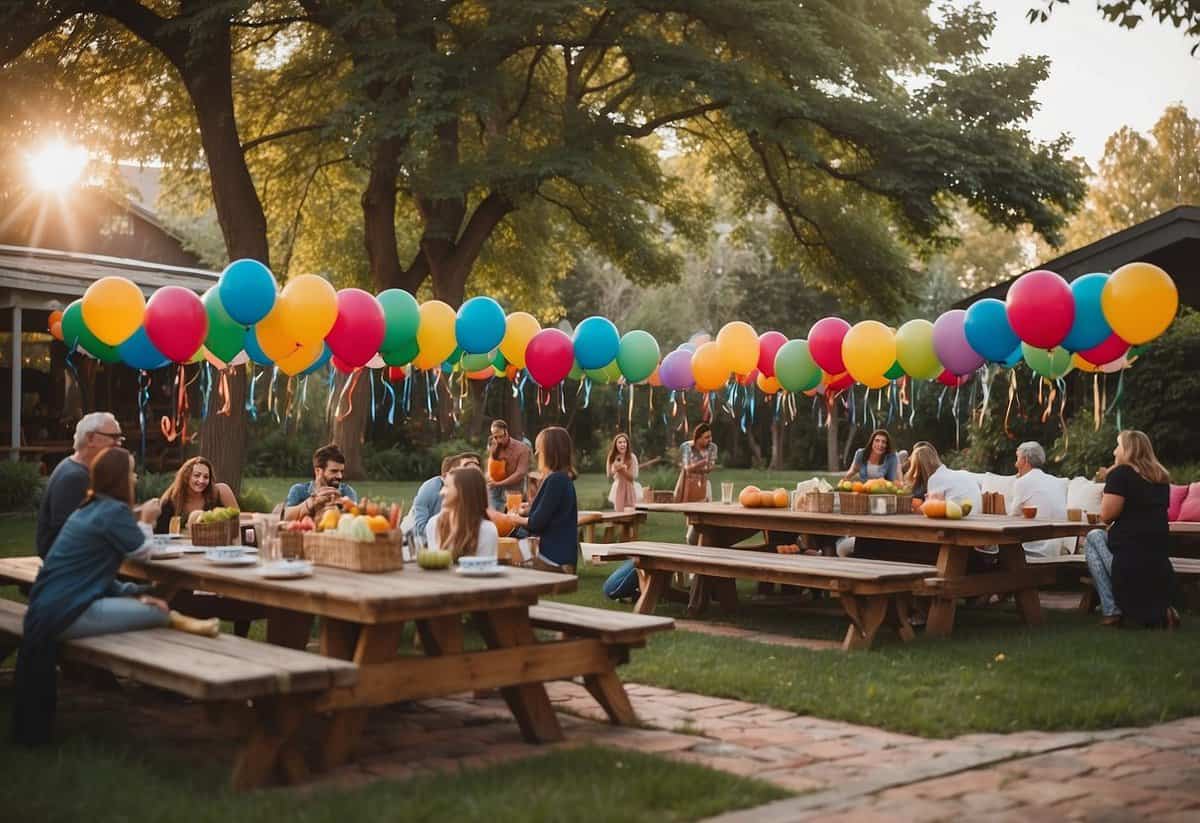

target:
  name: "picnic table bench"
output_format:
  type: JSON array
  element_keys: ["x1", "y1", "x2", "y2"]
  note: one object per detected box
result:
[
  {"x1": 1030, "y1": 553, "x2": 1200, "y2": 612},
  {"x1": 577, "y1": 509, "x2": 647, "y2": 544},
  {"x1": 0, "y1": 597, "x2": 357, "y2": 790},
  {"x1": 589, "y1": 541, "x2": 938, "y2": 650}
]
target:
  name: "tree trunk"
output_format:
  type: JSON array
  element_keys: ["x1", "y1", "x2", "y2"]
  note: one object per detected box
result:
[
  {"x1": 327, "y1": 371, "x2": 371, "y2": 481},
  {"x1": 769, "y1": 418, "x2": 784, "y2": 470},
  {"x1": 201, "y1": 367, "x2": 248, "y2": 493},
  {"x1": 505, "y1": 384, "x2": 525, "y2": 441},
  {"x1": 745, "y1": 428, "x2": 764, "y2": 468}
]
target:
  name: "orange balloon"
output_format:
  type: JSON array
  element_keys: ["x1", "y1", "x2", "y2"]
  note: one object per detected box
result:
[
  {"x1": 82, "y1": 276, "x2": 145, "y2": 345},
  {"x1": 692, "y1": 341, "x2": 730, "y2": 392},
  {"x1": 254, "y1": 297, "x2": 303, "y2": 362},
  {"x1": 648, "y1": 367, "x2": 662, "y2": 387},
  {"x1": 49, "y1": 320, "x2": 64, "y2": 342},
  {"x1": 756, "y1": 373, "x2": 781, "y2": 395}
]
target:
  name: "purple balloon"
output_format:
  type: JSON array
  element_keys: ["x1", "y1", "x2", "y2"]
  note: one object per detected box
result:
[
  {"x1": 933, "y1": 309, "x2": 984, "y2": 376},
  {"x1": 659, "y1": 348, "x2": 695, "y2": 391}
]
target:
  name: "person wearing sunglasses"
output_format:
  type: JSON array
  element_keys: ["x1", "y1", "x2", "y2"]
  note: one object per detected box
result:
[{"x1": 36, "y1": 412, "x2": 124, "y2": 558}]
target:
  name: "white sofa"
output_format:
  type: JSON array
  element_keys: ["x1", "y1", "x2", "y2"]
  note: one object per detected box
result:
[{"x1": 957, "y1": 470, "x2": 1103, "y2": 555}]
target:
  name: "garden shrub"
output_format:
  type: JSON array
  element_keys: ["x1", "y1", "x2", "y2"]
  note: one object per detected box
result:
[
  {"x1": 237, "y1": 485, "x2": 274, "y2": 513},
  {"x1": 0, "y1": 461, "x2": 45, "y2": 512},
  {"x1": 135, "y1": 471, "x2": 172, "y2": 503}
]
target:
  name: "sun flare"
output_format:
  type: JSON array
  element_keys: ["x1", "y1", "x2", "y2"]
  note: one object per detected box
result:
[{"x1": 26, "y1": 141, "x2": 89, "y2": 191}]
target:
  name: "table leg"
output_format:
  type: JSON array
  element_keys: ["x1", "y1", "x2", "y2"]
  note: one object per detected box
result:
[
  {"x1": 713, "y1": 577, "x2": 738, "y2": 615},
  {"x1": 474, "y1": 607, "x2": 563, "y2": 743},
  {"x1": 266, "y1": 608, "x2": 314, "y2": 650},
  {"x1": 230, "y1": 696, "x2": 311, "y2": 790},
  {"x1": 318, "y1": 622, "x2": 406, "y2": 770},
  {"x1": 892, "y1": 594, "x2": 917, "y2": 643},
  {"x1": 999, "y1": 543, "x2": 1044, "y2": 626},
  {"x1": 686, "y1": 575, "x2": 711, "y2": 617},
  {"x1": 583, "y1": 662, "x2": 638, "y2": 725},
  {"x1": 635, "y1": 569, "x2": 670, "y2": 614},
  {"x1": 417, "y1": 615, "x2": 465, "y2": 655},
  {"x1": 925, "y1": 545, "x2": 968, "y2": 637},
  {"x1": 840, "y1": 594, "x2": 888, "y2": 650}
]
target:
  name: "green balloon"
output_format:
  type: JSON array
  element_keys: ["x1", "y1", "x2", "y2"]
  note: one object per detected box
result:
[
  {"x1": 492, "y1": 351, "x2": 508, "y2": 370},
  {"x1": 462, "y1": 349, "x2": 495, "y2": 371},
  {"x1": 616, "y1": 330, "x2": 660, "y2": 383},
  {"x1": 586, "y1": 360, "x2": 622, "y2": 384},
  {"x1": 61, "y1": 300, "x2": 120, "y2": 363},
  {"x1": 569, "y1": 360, "x2": 584, "y2": 381},
  {"x1": 202, "y1": 287, "x2": 244, "y2": 364},
  {"x1": 884, "y1": 360, "x2": 905, "y2": 380},
  {"x1": 895, "y1": 319, "x2": 941, "y2": 380},
  {"x1": 378, "y1": 289, "x2": 421, "y2": 352},
  {"x1": 382, "y1": 337, "x2": 420, "y2": 366},
  {"x1": 774, "y1": 339, "x2": 821, "y2": 393},
  {"x1": 1022, "y1": 343, "x2": 1073, "y2": 379}
]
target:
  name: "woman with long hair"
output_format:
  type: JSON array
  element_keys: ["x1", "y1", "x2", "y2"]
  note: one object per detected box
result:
[
  {"x1": 424, "y1": 466, "x2": 498, "y2": 560},
  {"x1": 904, "y1": 443, "x2": 980, "y2": 513},
  {"x1": 1085, "y1": 430, "x2": 1178, "y2": 628},
  {"x1": 843, "y1": 428, "x2": 899, "y2": 483},
  {"x1": 154, "y1": 456, "x2": 238, "y2": 533},
  {"x1": 14, "y1": 447, "x2": 219, "y2": 745},
  {"x1": 606, "y1": 433, "x2": 642, "y2": 512},
  {"x1": 676, "y1": 422, "x2": 717, "y2": 503},
  {"x1": 510, "y1": 426, "x2": 579, "y2": 573}
]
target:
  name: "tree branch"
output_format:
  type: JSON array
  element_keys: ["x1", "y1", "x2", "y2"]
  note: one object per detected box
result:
[
  {"x1": 749, "y1": 134, "x2": 824, "y2": 249},
  {"x1": 507, "y1": 44, "x2": 548, "y2": 126},
  {"x1": 614, "y1": 100, "x2": 730, "y2": 138},
  {"x1": 241, "y1": 123, "x2": 328, "y2": 152},
  {"x1": 452, "y1": 191, "x2": 514, "y2": 272},
  {"x1": 582, "y1": 67, "x2": 632, "y2": 96},
  {"x1": 232, "y1": 15, "x2": 312, "y2": 29}
]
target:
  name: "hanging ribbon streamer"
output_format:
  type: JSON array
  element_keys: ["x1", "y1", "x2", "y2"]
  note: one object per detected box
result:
[
  {"x1": 1093, "y1": 374, "x2": 1101, "y2": 431},
  {"x1": 908, "y1": 379, "x2": 918, "y2": 428},
  {"x1": 424, "y1": 369, "x2": 436, "y2": 420},
  {"x1": 217, "y1": 368, "x2": 231, "y2": 416},
  {"x1": 64, "y1": 344, "x2": 81, "y2": 402},
  {"x1": 581, "y1": 377, "x2": 592, "y2": 409},
  {"x1": 269, "y1": 367, "x2": 281, "y2": 424},
  {"x1": 299, "y1": 375, "x2": 309, "y2": 426},
  {"x1": 382, "y1": 376, "x2": 396, "y2": 425},
  {"x1": 368, "y1": 369, "x2": 377, "y2": 424},
  {"x1": 1105, "y1": 369, "x2": 1125, "y2": 431},
  {"x1": 865, "y1": 388, "x2": 877, "y2": 431},
  {"x1": 136, "y1": 370, "x2": 150, "y2": 467},
  {"x1": 937, "y1": 386, "x2": 948, "y2": 420},
  {"x1": 247, "y1": 366, "x2": 263, "y2": 421},
  {"x1": 558, "y1": 384, "x2": 566, "y2": 414},
  {"x1": 199, "y1": 364, "x2": 212, "y2": 421},
  {"x1": 1055, "y1": 376, "x2": 1069, "y2": 458},
  {"x1": 626, "y1": 383, "x2": 634, "y2": 435},
  {"x1": 334, "y1": 368, "x2": 363, "y2": 422},
  {"x1": 1040, "y1": 378, "x2": 1057, "y2": 424}
]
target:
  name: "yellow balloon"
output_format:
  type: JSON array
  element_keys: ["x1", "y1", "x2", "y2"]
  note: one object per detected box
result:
[
  {"x1": 415, "y1": 300, "x2": 457, "y2": 368},
  {"x1": 841, "y1": 321, "x2": 895, "y2": 385},
  {"x1": 692, "y1": 341, "x2": 731, "y2": 392},
  {"x1": 276, "y1": 337, "x2": 324, "y2": 376},
  {"x1": 254, "y1": 297, "x2": 302, "y2": 362},
  {"x1": 1101, "y1": 262, "x2": 1178, "y2": 345},
  {"x1": 715, "y1": 321, "x2": 758, "y2": 375},
  {"x1": 82, "y1": 276, "x2": 145, "y2": 345},
  {"x1": 756, "y1": 373, "x2": 781, "y2": 395},
  {"x1": 280, "y1": 274, "x2": 338, "y2": 343},
  {"x1": 1072, "y1": 353, "x2": 1099, "y2": 373},
  {"x1": 499, "y1": 311, "x2": 541, "y2": 368}
]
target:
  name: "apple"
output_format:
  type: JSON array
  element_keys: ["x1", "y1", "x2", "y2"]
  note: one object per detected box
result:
[
  {"x1": 417, "y1": 549, "x2": 453, "y2": 570},
  {"x1": 945, "y1": 500, "x2": 964, "y2": 520}
]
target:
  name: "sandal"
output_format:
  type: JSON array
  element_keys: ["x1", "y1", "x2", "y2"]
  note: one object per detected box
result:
[{"x1": 1100, "y1": 615, "x2": 1122, "y2": 627}]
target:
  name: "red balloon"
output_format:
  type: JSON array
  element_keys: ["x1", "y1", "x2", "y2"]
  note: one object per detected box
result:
[
  {"x1": 756, "y1": 331, "x2": 788, "y2": 378},
  {"x1": 332, "y1": 355, "x2": 356, "y2": 374},
  {"x1": 326, "y1": 289, "x2": 385, "y2": 368},
  {"x1": 937, "y1": 369, "x2": 971, "y2": 387},
  {"x1": 809, "y1": 317, "x2": 851, "y2": 375},
  {"x1": 525, "y1": 328, "x2": 574, "y2": 387},
  {"x1": 1079, "y1": 333, "x2": 1129, "y2": 367},
  {"x1": 736, "y1": 369, "x2": 759, "y2": 387},
  {"x1": 826, "y1": 372, "x2": 855, "y2": 393},
  {"x1": 386, "y1": 366, "x2": 407, "y2": 382},
  {"x1": 144, "y1": 286, "x2": 207, "y2": 363},
  {"x1": 1006, "y1": 270, "x2": 1074, "y2": 350}
]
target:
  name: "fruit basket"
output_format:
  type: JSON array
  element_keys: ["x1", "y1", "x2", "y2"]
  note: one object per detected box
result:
[
  {"x1": 188, "y1": 516, "x2": 240, "y2": 546},
  {"x1": 302, "y1": 531, "x2": 403, "y2": 573},
  {"x1": 794, "y1": 491, "x2": 834, "y2": 513},
  {"x1": 836, "y1": 492, "x2": 871, "y2": 515}
]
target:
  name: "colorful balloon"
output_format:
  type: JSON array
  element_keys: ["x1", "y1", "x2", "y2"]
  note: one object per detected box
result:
[
  {"x1": 525, "y1": 328, "x2": 574, "y2": 387},
  {"x1": 808, "y1": 317, "x2": 851, "y2": 375},
  {"x1": 218, "y1": 259, "x2": 277, "y2": 325},
  {"x1": 715, "y1": 321, "x2": 758, "y2": 375},
  {"x1": 774, "y1": 339, "x2": 821, "y2": 393},
  {"x1": 381, "y1": 337, "x2": 420, "y2": 367},
  {"x1": 82, "y1": 276, "x2": 144, "y2": 345},
  {"x1": 1060, "y1": 273, "x2": 1112, "y2": 352},
  {"x1": 841, "y1": 321, "x2": 895, "y2": 385},
  {"x1": 573, "y1": 316, "x2": 620, "y2": 370},
  {"x1": 933, "y1": 309, "x2": 984, "y2": 376},
  {"x1": 61, "y1": 300, "x2": 120, "y2": 363},
  {"x1": 895, "y1": 319, "x2": 941, "y2": 380},
  {"x1": 756, "y1": 331, "x2": 788, "y2": 378},
  {"x1": 280, "y1": 274, "x2": 338, "y2": 344},
  {"x1": 936, "y1": 369, "x2": 971, "y2": 388},
  {"x1": 1101, "y1": 261, "x2": 1178, "y2": 344},
  {"x1": 243, "y1": 327, "x2": 275, "y2": 366},
  {"x1": 756, "y1": 373, "x2": 781, "y2": 395},
  {"x1": 964, "y1": 298, "x2": 1020, "y2": 362},
  {"x1": 253, "y1": 298, "x2": 303, "y2": 362},
  {"x1": 461, "y1": 350, "x2": 495, "y2": 371},
  {"x1": 202, "y1": 287, "x2": 244, "y2": 366},
  {"x1": 300, "y1": 344, "x2": 333, "y2": 376},
  {"x1": 824, "y1": 371, "x2": 854, "y2": 393},
  {"x1": 276, "y1": 338, "x2": 325, "y2": 376},
  {"x1": 387, "y1": 365, "x2": 408, "y2": 382},
  {"x1": 1079, "y1": 333, "x2": 1129, "y2": 367},
  {"x1": 412, "y1": 300, "x2": 457, "y2": 370},
  {"x1": 118, "y1": 327, "x2": 170, "y2": 371},
  {"x1": 47, "y1": 310, "x2": 63, "y2": 341},
  {"x1": 377, "y1": 289, "x2": 421, "y2": 352},
  {"x1": 1021, "y1": 343, "x2": 1072, "y2": 379},
  {"x1": 498, "y1": 312, "x2": 541, "y2": 369},
  {"x1": 455, "y1": 296, "x2": 507, "y2": 354},
  {"x1": 658, "y1": 349, "x2": 695, "y2": 391},
  {"x1": 884, "y1": 361, "x2": 905, "y2": 380},
  {"x1": 691, "y1": 341, "x2": 730, "y2": 392},
  {"x1": 144, "y1": 286, "x2": 207, "y2": 363},
  {"x1": 324, "y1": 289, "x2": 385, "y2": 368},
  {"x1": 1006, "y1": 269, "x2": 1074, "y2": 349},
  {"x1": 585, "y1": 360, "x2": 622, "y2": 384},
  {"x1": 616, "y1": 330, "x2": 660, "y2": 383}
]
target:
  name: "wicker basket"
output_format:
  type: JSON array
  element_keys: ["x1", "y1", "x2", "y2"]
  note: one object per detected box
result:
[
  {"x1": 867, "y1": 494, "x2": 899, "y2": 515},
  {"x1": 794, "y1": 491, "x2": 834, "y2": 513},
  {"x1": 278, "y1": 528, "x2": 306, "y2": 559},
  {"x1": 189, "y1": 518, "x2": 240, "y2": 547},
  {"x1": 302, "y1": 530, "x2": 403, "y2": 573},
  {"x1": 836, "y1": 492, "x2": 870, "y2": 515}
]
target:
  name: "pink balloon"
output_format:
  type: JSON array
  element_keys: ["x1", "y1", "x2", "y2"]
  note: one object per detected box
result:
[
  {"x1": 937, "y1": 369, "x2": 971, "y2": 388},
  {"x1": 809, "y1": 317, "x2": 851, "y2": 375},
  {"x1": 1079, "y1": 333, "x2": 1130, "y2": 367},
  {"x1": 144, "y1": 286, "x2": 207, "y2": 363},
  {"x1": 525, "y1": 328, "x2": 574, "y2": 387},
  {"x1": 1006, "y1": 270, "x2": 1074, "y2": 349},
  {"x1": 756, "y1": 331, "x2": 788, "y2": 378},
  {"x1": 932, "y1": 309, "x2": 984, "y2": 375},
  {"x1": 326, "y1": 289, "x2": 385, "y2": 368}
]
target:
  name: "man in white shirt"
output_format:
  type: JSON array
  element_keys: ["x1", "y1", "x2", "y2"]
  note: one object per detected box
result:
[{"x1": 1008, "y1": 441, "x2": 1067, "y2": 558}]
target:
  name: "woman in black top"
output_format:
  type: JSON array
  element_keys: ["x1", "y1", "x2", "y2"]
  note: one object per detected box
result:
[
  {"x1": 1084, "y1": 430, "x2": 1178, "y2": 628},
  {"x1": 154, "y1": 457, "x2": 238, "y2": 533},
  {"x1": 509, "y1": 426, "x2": 579, "y2": 573}
]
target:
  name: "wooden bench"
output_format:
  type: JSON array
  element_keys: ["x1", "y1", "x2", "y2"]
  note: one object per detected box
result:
[
  {"x1": 588, "y1": 541, "x2": 938, "y2": 651},
  {"x1": 1030, "y1": 554, "x2": 1200, "y2": 612},
  {"x1": 577, "y1": 510, "x2": 648, "y2": 545},
  {"x1": 0, "y1": 598, "x2": 356, "y2": 790},
  {"x1": 527, "y1": 601, "x2": 673, "y2": 724}
]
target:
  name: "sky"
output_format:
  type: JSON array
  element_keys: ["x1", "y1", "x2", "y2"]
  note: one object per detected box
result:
[{"x1": 962, "y1": 1, "x2": 1200, "y2": 166}]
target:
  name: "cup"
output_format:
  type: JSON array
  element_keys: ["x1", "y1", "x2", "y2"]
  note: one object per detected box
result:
[
  {"x1": 1087, "y1": 512, "x2": 1101, "y2": 525},
  {"x1": 1022, "y1": 506, "x2": 1038, "y2": 519},
  {"x1": 506, "y1": 492, "x2": 523, "y2": 513},
  {"x1": 720, "y1": 482, "x2": 734, "y2": 505},
  {"x1": 168, "y1": 516, "x2": 182, "y2": 535},
  {"x1": 1066, "y1": 508, "x2": 1082, "y2": 522},
  {"x1": 458, "y1": 555, "x2": 498, "y2": 573}
]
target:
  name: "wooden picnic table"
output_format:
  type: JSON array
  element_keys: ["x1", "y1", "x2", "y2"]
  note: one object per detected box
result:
[
  {"x1": 636, "y1": 501, "x2": 1092, "y2": 637},
  {"x1": 577, "y1": 509, "x2": 647, "y2": 543},
  {"x1": 118, "y1": 555, "x2": 586, "y2": 771}
]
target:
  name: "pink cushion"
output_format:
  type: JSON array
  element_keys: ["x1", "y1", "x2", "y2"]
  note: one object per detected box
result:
[
  {"x1": 1176, "y1": 483, "x2": 1200, "y2": 522},
  {"x1": 1168, "y1": 484, "x2": 1189, "y2": 521}
]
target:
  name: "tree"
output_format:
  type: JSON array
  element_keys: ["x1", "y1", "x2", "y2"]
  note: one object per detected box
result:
[{"x1": 1029, "y1": 1, "x2": 1200, "y2": 54}]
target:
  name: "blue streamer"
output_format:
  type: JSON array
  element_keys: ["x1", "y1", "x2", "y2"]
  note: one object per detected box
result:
[
  {"x1": 200, "y1": 364, "x2": 212, "y2": 420},
  {"x1": 382, "y1": 377, "x2": 396, "y2": 425},
  {"x1": 937, "y1": 386, "x2": 947, "y2": 419},
  {"x1": 425, "y1": 370, "x2": 435, "y2": 418},
  {"x1": 270, "y1": 368, "x2": 281, "y2": 424},
  {"x1": 369, "y1": 368, "x2": 377, "y2": 424},
  {"x1": 246, "y1": 367, "x2": 261, "y2": 421},
  {"x1": 137, "y1": 371, "x2": 150, "y2": 467},
  {"x1": 401, "y1": 369, "x2": 414, "y2": 414},
  {"x1": 582, "y1": 377, "x2": 592, "y2": 408}
]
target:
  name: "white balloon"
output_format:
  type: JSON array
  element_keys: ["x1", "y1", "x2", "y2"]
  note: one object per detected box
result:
[{"x1": 366, "y1": 353, "x2": 385, "y2": 369}]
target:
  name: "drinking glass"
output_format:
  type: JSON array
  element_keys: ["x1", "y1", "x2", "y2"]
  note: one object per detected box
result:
[
  {"x1": 720, "y1": 482, "x2": 734, "y2": 505},
  {"x1": 506, "y1": 492, "x2": 523, "y2": 513}
]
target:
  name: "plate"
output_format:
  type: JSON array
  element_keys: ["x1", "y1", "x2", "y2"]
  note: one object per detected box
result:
[
  {"x1": 455, "y1": 566, "x2": 504, "y2": 578},
  {"x1": 257, "y1": 561, "x2": 313, "y2": 580},
  {"x1": 149, "y1": 549, "x2": 183, "y2": 560},
  {"x1": 204, "y1": 555, "x2": 259, "y2": 567}
]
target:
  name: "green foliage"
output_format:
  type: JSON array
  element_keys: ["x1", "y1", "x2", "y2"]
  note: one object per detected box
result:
[
  {"x1": 1119, "y1": 308, "x2": 1200, "y2": 463},
  {"x1": 134, "y1": 472, "x2": 171, "y2": 504},
  {"x1": 1030, "y1": 2, "x2": 1200, "y2": 54},
  {"x1": 364, "y1": 438, "x2": 478, "y2": 482},
  {"x1": 244, "y1": 428, "x2": 319, "y2": 479},
  {"x1": 1053, "y1": 418, "x2": 1118, "y2": 479},
  {"x1": 235, "y1": 486, "x2": 273, "y2": 514},
  {"x1": 0, "y1": 462, "x2": 44, "y2": 512}
]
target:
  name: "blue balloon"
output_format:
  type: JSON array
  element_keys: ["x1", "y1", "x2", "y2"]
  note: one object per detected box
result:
[
  {"x1": 218, "y1": 259, "x2": 277, "y2": 326},
  {"x1": 573, "y1": 316, "x2": 620, "y2": 370},
  {"x1": 118, "y1": 327, "x2": 170, "y2": 371},
  {"x1": 300, "y1": 344, "x2": 332, "y2": 376},
  {"x1": 455, "y1": 296, "x2": 507, "y2": 354},
  {"x1": 1060, "y1": 273, "x2": 1112, "y2": 352},
  {"x1": 1001, "y1": 345, "x2": 1023, "y2": 368},
  {"x1": 243, "y1": 328, "x2": 274, "y2": 366},
  {"x1": 678, "y1": 343, "x2": 697, "y2": 353},
  {"x1": 964, "y1": 298, "x2": 1020, "y2": 362}
]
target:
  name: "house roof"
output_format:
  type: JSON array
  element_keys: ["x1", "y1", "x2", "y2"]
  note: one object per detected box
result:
[{"x1": 954, "y1": 205, "x2": 1200, "y2": 308}]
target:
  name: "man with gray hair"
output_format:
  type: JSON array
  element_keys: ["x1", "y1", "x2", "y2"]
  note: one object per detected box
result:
[
  {"x1": 1008, "y1": 441, "x2": 1067, "y2": 558},
  {"x1": 35, "y1": 412, "x2": 124, "y2": 558}
]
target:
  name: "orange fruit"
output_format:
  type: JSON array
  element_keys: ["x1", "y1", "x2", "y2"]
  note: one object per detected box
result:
[
  {"x1": 758, "y1": 490, "x2": 775, "y2": 508},
  {"x1": 921, "y1": 499, "x2": 947, "y2": 519},
  {"x1": 772, "y1": 488, "x2": 788, "y2": 508},
  {"x1": 852, "y1": 482, "x2": 866, "y2": 494},
  {"x1": 739, "y1": 486, "x2": 761, "y2": 507}
]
